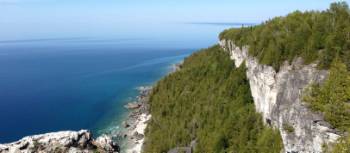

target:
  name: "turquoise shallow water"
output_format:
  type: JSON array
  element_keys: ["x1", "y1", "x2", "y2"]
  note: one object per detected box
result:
[{"x1": 0, "y1": 23, "x2": 236, "y2": 143}]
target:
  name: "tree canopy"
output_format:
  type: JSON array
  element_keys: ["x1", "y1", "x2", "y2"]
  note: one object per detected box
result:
[
  {"x1": 220, "y1": 2, "x2": 350, "y2": 71},
  {"x1": 143, "y1": 46, "x2": 282, "y2": 153}
]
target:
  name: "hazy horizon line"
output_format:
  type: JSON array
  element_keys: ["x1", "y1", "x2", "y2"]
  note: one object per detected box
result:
[
  {"x1": 0, "y1": 37, "x2": 151, "y2": 44},
  {"x1": 184, "y1": 22, "x2": 258, "y2": 26}
]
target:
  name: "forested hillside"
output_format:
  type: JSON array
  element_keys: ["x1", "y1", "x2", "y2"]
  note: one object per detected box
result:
[
  {"x1": 143, "y1": 46, "x2": 282, "y2": 153},
  {"x1": 219, "y1": 2, "x2": 350, "y2": 152},
  {"x1": 220, "y1": 2, "x2": 350, "y2": 71},
  {"x1": 142, "y1": 2, "x2": 350, "y2": 153}
]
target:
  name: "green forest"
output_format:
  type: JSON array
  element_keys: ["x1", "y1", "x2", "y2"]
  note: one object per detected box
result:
[
  {"x1": 220, "y1": 2, "x2": 350, "y2": 71},
  {"x1": 143, "y1": 2, "x2": 350, "y2": 153},
  {"x1": 303, "y1": 59, "x2": 350, "y2": 153},
  {"x1": 143, "y1": 46, "x2": 282, "y2": 153},
  {"x1": 219, "y1": 2, "x2": 350, "y2": 152}
]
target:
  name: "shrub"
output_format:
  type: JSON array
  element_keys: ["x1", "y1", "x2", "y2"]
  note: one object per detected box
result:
[{"x1": 283, "y1": 123, "x2": 295, "y2": 133}]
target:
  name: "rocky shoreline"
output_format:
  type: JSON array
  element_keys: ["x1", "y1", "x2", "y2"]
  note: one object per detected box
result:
[
  {"x1": 121, "y1": 86, "x2": 152, "y2": 153},
  {"x1": 121, "y1": 63, "x2": 182, "y2": 153},
  {"x1": 0, "y1": 86, "x2": 153, "y2": 153},
  {"x1": 0, "y1": 130, "x2": 119, "y2": 153},
  {"x1": 0, "y1": 63, "x2": 182, "y2": 153}
]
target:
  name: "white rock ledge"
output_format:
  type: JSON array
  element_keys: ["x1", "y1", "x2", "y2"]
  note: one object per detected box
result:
[{"x1": 0, "y1": 130, "x2": 119, "y2": 153}]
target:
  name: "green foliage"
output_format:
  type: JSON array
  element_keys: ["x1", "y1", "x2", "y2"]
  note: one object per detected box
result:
[
  {"x1": 303, "y1": 59, "x2": 350, "y2": 131},
  {"x1": 143, "y1": 46, "x2": 282, "y2": 153},
  {"x1": 304, "y1": 57, "x2": 350, "y2": 153},
  {"x1": 331, "y1": 130, "x2": 350, "y2": 153},
  {"x1": 283, "y1": 123, "x2": 295, "y2": 133},
  {"x1": 220, "y1": 2, "x2": 350, "y2": 70}
]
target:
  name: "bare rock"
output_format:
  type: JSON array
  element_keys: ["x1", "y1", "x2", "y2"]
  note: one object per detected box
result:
[
  {"x1": 122, "y1": 121, "x2": 130, "y2": 128},
  {"x1": 132, "y1": 132, "x2": 144, "y2": 141},
  {"x1": 94, "y1": 135, "x2": 119, "y2": 153},
  {"x1": 124, "y1": 102, "x2": 141, "y2": 109},
  {"x1": 220, "y1": 40, "x2": 342, "y2": 153},
  {"x1": 0, "y1": 130, "x2": 119, "y2": 153}
]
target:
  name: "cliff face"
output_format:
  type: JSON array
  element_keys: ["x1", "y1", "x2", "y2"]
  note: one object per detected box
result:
[
  {"x1": 0, "y1": 130, "x2": 119, "y2": 153},
  {"x1": 220, "y1": 40, "x2": 341, "y2": 153}
]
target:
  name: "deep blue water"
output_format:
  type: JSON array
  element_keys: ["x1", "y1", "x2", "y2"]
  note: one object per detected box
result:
[{"x1": 0, "y1": 23, "x2": 236, "y2": 143}]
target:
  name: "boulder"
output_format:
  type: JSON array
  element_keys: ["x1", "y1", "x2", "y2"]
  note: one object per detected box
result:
[
  {"x1": 124, "y1": 102, "x2": 141, "y2": 109},
  {"x1": 122, "y1": 121, "x2": 130, "y2": 128},
  {"x1": 94, "y1": 135, "x2": 119, "y2": 153},
  {"x1": 132, "y1": 132, "x2": 144, "y2": 141}
]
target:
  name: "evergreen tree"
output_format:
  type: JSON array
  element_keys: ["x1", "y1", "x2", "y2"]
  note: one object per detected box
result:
[
  {"x1": 304, "y1": 58, "x2": 350, "y2": 130},
  {"x1": 143, "y1": 46, "x2": 282, "y2": 153},
  {"x1": 219, "y1": 2, "x2": 350, "y2": 70}
]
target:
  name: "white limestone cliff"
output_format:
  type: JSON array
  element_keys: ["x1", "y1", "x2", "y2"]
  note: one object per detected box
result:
[{"x1": 220, "y1": 39, "x2": 341, "y2": 153}]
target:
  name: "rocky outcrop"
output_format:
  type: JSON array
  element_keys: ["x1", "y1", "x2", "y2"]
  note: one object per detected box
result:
[
  {"x1": 118, "y1": 86, "x2": 152, "y2": 153},
  {"x1": 124, "y1": 102, "x2": 142, "y2": 109},
  {"x1": 0, "y1": 130, "x2": 119, "y2": 153},
  {"x1": 220, "y1": 40, "x2": 341, "y2": 153},
  {"x1": 124, "y1": 86, "x2": 152, "y2": 110}
]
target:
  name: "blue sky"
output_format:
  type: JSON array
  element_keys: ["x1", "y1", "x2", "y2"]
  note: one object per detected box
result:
[{"x1": 0, "y1": 0, "x2": 348, "y2": 40}]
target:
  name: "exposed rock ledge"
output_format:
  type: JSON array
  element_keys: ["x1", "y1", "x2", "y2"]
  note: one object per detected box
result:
[
  {"x1": 0, "y1": 130, "x2": 119, "y2": 153},
  {"x1": 220, "y1": 40, "x2": 341, "y2": 153}
]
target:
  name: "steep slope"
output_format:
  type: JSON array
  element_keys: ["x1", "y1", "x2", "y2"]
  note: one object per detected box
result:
[
  {"x1": 219, "y1": 40, "x2": 340, "y2": 153},
  {"x1": 218, "y1": 2, "x2": 350, "y2": 152},
  {"x1": 143, "y1": 46, "x2": 282, "y2": 153}
]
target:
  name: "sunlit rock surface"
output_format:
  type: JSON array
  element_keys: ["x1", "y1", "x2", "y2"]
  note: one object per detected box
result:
[
  {"x1": 220, "y1": 40, "x2": 341, "y2": 153},
  {"x1": 0, "y1": 130, "x2": 119, "y2": 153}
]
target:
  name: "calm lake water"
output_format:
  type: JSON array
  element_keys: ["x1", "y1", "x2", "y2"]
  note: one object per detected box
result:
[{"x1": 0, "y1": 23, "x2": 237, "y2": 143}]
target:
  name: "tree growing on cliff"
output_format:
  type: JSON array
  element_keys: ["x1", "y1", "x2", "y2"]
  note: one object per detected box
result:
[
  {"x1": 295, "y1": 42, "x2": 350, "y2": 153},
  {"x1": 304, "y1": 58, "x2": 350, "y2": 130}
]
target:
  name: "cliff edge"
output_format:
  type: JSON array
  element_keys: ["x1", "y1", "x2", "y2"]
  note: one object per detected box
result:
[{"x1": 220, "y1": 40, "x2": 341, "y2": 153}]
